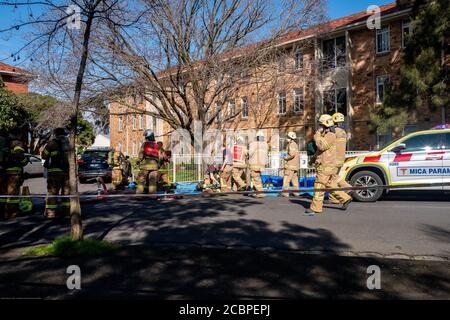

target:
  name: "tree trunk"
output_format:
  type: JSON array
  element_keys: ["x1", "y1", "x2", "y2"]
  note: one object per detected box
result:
[{"x1": 69, "y1": 11, "x2": 95, "y2": 241}]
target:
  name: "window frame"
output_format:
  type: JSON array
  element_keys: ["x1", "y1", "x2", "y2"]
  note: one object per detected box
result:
[
  {"x1": 376, "y1": 26, "x2": 390, "y2": 54},
  {"x1": 132, "y1": 114, "x2": 137, "y2": 130},
  {"x1": 118, "y1": 116, "x2": 123, "y2": 132},
  {"x1": 216, "y1": 102, "x2": 222, "y2": 123},
  {"x1": 323, "y1": 87, "x2": 347, "y2": 115},
  {"x1": 228, "y1": 99, "x2": 236, "y2": 118},
  {"x1": 139, "y1": 114, "x2": 144, "y2": 130},
  {"x1": 376, "y1": 75, "x2": 390, "y2": 104},
  {"x1": 322, "y1": 36, "x2": 346, "y2": 71},
  {"x1": 293, "y1": 88, "x2": 304, "y2": 113},
  {"x1": 241, "y1": 97, "x2": 249, "y2": 119},
  {"x1": 294, "y1": 48, "x2": 303, "y2": 70},
  {"x1": 401, "y1": 19, "x2": 412, "y2": 49},
  {"x1": 277, "y1": 91, "x2": 287, "y2": 115}
]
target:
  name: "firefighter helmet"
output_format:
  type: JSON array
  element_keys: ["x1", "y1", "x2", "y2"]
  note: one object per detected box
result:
[
  {"x1": 332, "y1": 112, "x2": 345, "y2": 123},
  {"x1": 144, "y1": 129, "x2": 155, "y2": 141},
  {"x1": 318, "y1": 114, "x2": 334, "y2": 128},
  {"x1": 287, "y1": 131, "x2": 297, "y2": 140}
]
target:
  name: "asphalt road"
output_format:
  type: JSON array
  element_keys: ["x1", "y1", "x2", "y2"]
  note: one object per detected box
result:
[
  {"x1": 2, "y1": 177, "x2": 449, "y2": 260},
  {"x1": 0, "y1": 178, "x2": 449, "y2": 299}
]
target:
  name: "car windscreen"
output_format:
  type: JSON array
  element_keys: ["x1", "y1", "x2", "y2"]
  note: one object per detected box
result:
[{"x1": 80, "y1": 151, "x2": 109, "y2": 162}]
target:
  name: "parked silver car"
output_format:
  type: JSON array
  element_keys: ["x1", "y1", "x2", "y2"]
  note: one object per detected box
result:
[{"x1": 23, "y1": 154, "x2": 45, "y2": 178}]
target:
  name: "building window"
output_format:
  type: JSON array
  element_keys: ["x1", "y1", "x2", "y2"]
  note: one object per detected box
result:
[
  {"x1": 278, "y1": 91, "x2": 286, "y2": 114},
  {"x1": 132, "y1": 141, "x2": 137, "y2": 156},
  {"x1": 228, "y1": 99, "x2": 235, "y2": 118},
  {"x1": 376, "y1": 75, "x2": 390, "y2": 104},
  {"x1": 322, "y1": 36, "x2": 346, "y2": 70},
  {"x1": 402, "y1": 20, "x2": 412, "y2": 48},
  {"x1": 241, "y1": 97, "x2": 248, "y2": 118},
  {"x1": 118, "y1": 116, "x2": 123, "y2": 132},
  {"x1": 293, "y1": 88, "x2": 304, "y2": 113},
  {"x1": 132, "y1": 114, "x2": 137, "y2": 130},
  {"x1": 216, "y1": 103, "x2": 222, "y2": 123},
  {"x1": 376, "y1": 26, "x2": 390, "y2": 54},
  {"x1": 323, "y1": 88, "x2": 347, "y2": 115},
  {"x1": 295, "y1": 49, "x2": 303, "y2": 70},
  {"x1": 139, "y1": 114, "x2": 144, "y2": 130}
]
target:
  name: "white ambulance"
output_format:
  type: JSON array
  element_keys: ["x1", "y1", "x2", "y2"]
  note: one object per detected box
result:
[{"x1": 340, "y1": 126, "x2": 450, "y2": 202}]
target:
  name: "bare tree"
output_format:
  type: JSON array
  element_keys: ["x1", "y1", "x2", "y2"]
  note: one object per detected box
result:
[
  {"x1": 94, "y1": 0, "x2": 327, "y2": 146},
  {"x1": 0, "y1": 0, "x2": 140, "y2": 240}
]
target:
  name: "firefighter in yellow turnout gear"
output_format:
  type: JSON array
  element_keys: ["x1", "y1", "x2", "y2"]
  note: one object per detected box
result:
[
  {"x1": 281, "y1": 131, "x2": 300, "y2": 197},
  {"x1": 108, "y1": 146, "x2": 126, "y2": 191},
  {"x1": 42, "y1": 128, "x2": 70, "y2": 218},
  {"x1": 329, "y1": 112, "x2": 353, "y2": 204},
  {"x1": 248, "y1": 131, "x2": 267, "y2": 198},
  {"x1": 305, "y1": 115, "x2": 352, "y2": 215},
  {"x1": 136, "y1": 130, "x2": 160, "y2": 195},
  {"x1": 4, "y1": 131, "x2": 28, "y2": 220}
]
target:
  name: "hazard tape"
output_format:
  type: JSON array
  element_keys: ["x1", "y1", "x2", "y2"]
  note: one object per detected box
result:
[{"x1": 0, "y1": 182, "x2": 449, "y2": 199}]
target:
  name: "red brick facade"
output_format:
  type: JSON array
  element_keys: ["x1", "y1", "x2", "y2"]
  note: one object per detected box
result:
[
  {"x1": 110, "y1": 2, "x2": 449, "y2": 154},
  {"x1": 0, "y1": 62, "x2": 30, "y2": 94}
]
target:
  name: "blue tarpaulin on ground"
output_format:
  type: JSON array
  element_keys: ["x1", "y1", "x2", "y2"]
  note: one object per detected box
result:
[{"x1": 172, "y1": 175, "x2": 317, "y2": 197}]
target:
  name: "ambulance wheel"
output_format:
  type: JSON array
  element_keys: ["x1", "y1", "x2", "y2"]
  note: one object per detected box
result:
[{"x1": 350, "y1": 171, "x2": 383, "y2": 202}]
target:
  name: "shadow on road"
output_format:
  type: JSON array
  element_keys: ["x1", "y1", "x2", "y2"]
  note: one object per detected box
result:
[
  {"x1": 0, "y1": 195, "x2": 449, "y2": 299},
  {"x1": 0, "y1": 245, "x2": 449, "y2": 299}
]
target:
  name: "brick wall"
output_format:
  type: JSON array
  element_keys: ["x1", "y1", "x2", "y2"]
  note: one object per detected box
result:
[{"x1": 110, "y1": 3, "x2": 447, "y2": 153}]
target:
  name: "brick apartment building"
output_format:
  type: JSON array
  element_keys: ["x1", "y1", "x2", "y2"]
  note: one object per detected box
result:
[
  {"x1": 0, "y1": 62, "x2": 30, "y2": 93},
  {"x1": 110, "y1": 1, "x2": 449, "y2": 157}
]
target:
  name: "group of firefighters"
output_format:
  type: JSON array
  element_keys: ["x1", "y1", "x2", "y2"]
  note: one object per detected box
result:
[
  {"x1": 0, "y1": 111, "x2": 352, "y2": 220},
  {"x1": 199, "y1": 112, "x2": 353, "y2": 215}
]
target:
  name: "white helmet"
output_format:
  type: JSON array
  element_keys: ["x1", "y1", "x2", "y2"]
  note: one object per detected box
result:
[
  {"x1": 236, "y1": 136, "x2": 245, "y2": 144},
  {"x1": 256, "y1": 130, "x2": 264, "y2": 138},
  {"x1": 287, "y1": 131, "x2": 297, "y2": 140}
]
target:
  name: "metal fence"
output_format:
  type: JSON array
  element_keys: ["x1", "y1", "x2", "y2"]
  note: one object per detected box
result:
[{"x1": 168, "y1": 151, "x2": 370, "y2": 183}]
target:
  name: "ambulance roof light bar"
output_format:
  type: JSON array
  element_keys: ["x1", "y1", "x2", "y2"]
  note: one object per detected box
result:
[{"x1": 431, "y1": 124, "x2": 450, "y2": 129}]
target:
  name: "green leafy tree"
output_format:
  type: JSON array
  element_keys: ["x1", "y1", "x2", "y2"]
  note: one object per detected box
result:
[
  {"x1": 77, "y1": 118, "x2": 95, "y2": 147},
  {"x1": 0, "y1": 76, "x2": 29, "y2": 131},
  {"x1": 371, "y1": 0, "x2": 449, "y2": 135}
]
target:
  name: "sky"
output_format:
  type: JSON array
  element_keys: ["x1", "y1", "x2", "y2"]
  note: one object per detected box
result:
[{"x1": 0, "y1": 0, "x2": 395, "y2": 66}]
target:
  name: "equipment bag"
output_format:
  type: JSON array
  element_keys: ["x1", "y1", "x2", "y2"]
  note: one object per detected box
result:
[
  {"x1": 143, "y1": 141, "x2": 159, "y2": 158},
  {"x1": 306, "y1": 140, "x2": 317, "y2": 156}
]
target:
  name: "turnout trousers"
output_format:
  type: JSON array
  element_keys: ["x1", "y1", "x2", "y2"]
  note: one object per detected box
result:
[
  {"x1": 310, "y1": 169, "x2": 352, "y2": 213},
  {"x1": 45, "y1": 173, "x2": 70, "y2": 218},
  {"x1": 281, "y1": 169, "x2": 300, "y2": 197}
]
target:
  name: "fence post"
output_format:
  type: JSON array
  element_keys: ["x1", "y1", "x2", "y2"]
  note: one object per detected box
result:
[
  {"x1": 197, "y1": 153, "x2": 202, "y2": 182},
  {"x1": 172, "y1": 153, "x2": 176, "y2": 184}
]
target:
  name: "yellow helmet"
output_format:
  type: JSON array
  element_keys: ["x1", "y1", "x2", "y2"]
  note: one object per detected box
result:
[
  {"x1": 287, "y1": 131, "x2": 297, "y2": 140},
  {"x1": 318, "y1": 114, "x2": 334, "y2": 127},
  {"x1": 332, "y1": 112, "x2": 345, "y2": 123}
]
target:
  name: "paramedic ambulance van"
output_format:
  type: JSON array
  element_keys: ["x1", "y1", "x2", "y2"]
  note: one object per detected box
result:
[{"x1": 340, "y1": 126, "x2": 450, "y2": 202}]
